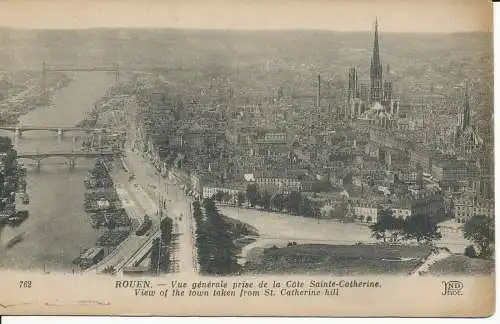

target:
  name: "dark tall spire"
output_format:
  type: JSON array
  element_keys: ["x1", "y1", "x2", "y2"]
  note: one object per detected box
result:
[
  {"x1": 316, "y1": 74, "x2": 321, "y2": 110},
  {"x1": 348, "y1": 67, "x2": 358, "y2": 100},
  {"x1": 463, "y1": 82, "x2": 471, "y2": 130},
  {"x1": 370, "y1": 17, "x2": 383, "y2": 103}
]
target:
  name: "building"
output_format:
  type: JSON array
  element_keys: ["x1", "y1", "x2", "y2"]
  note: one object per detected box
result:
[
  {"x1": 342, "y1": 19, "x2": 399, "y2": 123},
  {"x1": 357, "y1": 102, "x2": 396, "y2": 130},
  {"x1": 202, "y1": 186, "x2": 241, "y2": 200},
  {"x1": 385, "y1": 148, "x2": 409, "y2": 169},
  {"x1": 472, "y1": 175, "x2": 494, "y2": 200},
  {"x1": 189, "y1": 172, "x2": 203, "y2": 199},
  {"x1": 454, "y1": 197, "x2": 494, "y2": 223},
  {"x1": 345, "y1": 67, "x2": 368, "y2": 120},
  {"x1": 408, "y1": 190, "x2": 445, "y2": 222},
  {"x1": 79, "y1": 247, "x2": 105, "y2": 269},
  {"x1": 409, "y1": 148, "x2": 435, "y2": 174},
  {"x1": 454, "y1": 84, "x2": 484, "y2": 157},
  {"x1": 254, "y1": 176, "x2": 302, "y2": 194},
  {"x1": 328, "y1": 172, "x2": 344, "y2": 188},
  {"x1": 349, "y1": 199, "x2": 379, "y2": 223},
  {"x1": 360, "y1": 83, "x2": 369, "y2": 102},
  {"x1": 431, "y1": 159, "x2": 479, "y2": 183},
  {"x1": 255, "y1": 132, "x2": 289, "y2": 157},
  {"x1": 395, "y1": 168, "x2": 418, "y2": 184},
  {"x1": 387, "y1": 197, "x2": 413, "y2": 220},
  {"x1": 392, "y1": 206, "x2": 412, "y2": 220},
  {"x1": 364, "y1": 142, "x2": 380, "y2": 159},
  {"x1": 348, "y1": 67, "x2": 359, "y2": 100}
]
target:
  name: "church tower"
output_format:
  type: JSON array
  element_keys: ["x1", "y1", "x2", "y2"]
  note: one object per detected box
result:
[
  {"x1": 370, "y1": 18, "x2": 383, "y2": 104},
  {"x1": 455, "y1": 82, "x2": 483, "y2": 157},
  {"x1": 348, "y1": 67, "x2": 359, "y2": 100}
]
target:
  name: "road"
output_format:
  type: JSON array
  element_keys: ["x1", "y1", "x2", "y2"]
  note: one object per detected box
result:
[
  {"x1": 89, "y1": 89, "x2": 198, "y2": 275},
  {"x1": 91, "y1": 147, "x2": 198, "y2": 274},
  {"x1": 124, "y1": 149, "x2": 198, "y2": 274},
  {"x1": 88, "y1": 166, "x2": 161, "y2": 273},
  {"x1": 410, "y1": 249, "x2": 452, "y2": 277}
]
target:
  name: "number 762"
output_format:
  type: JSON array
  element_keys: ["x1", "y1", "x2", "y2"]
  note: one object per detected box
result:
[{"x1": 18, "y1": 280, "x2": 32, "y2": 288}]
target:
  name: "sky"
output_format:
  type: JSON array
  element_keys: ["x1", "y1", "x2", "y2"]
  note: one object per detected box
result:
[{"x1": 0, "y1": 0, "x2": 492, "y2": 33}]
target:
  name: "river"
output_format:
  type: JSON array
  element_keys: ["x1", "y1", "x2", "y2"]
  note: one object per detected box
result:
[{"x1": 0, "y1": 72, "x2": 116, "y2": 272}]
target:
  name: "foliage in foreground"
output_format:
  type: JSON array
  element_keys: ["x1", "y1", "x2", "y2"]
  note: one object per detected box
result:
[
  {"x1": 463, "y1": 215, "x2": 494, "y2": 259},
  {"x1": 369, "y1": 207, "x2": 442, "y2": 245},
  {"x1": 193, "y1": 199, "x2": 240, "y2": 275}
]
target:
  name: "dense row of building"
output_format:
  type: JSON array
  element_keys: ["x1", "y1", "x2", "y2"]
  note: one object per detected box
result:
[
  {"x1": 128, "y1": 19, "x2": 493, "y2": 224},
  {"x1": 0, "y1": 136, "x2": 23, "y2": 221}
]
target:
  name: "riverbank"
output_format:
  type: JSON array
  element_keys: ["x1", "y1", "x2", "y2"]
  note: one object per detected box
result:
[
  {"x1": 0, "y1": 73, "x2": 69, "y2": 228},
  {"x1": 0, "y1": 73, "x2": 72, "y2": 125},
  {"x1": 74, "y1": 157, "x2": 134, "y2": 270},
  {"x1": 0, "y1": 136, "x2": 27, "y2": 223}
]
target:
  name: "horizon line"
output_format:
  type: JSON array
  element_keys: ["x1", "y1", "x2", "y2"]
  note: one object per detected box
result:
[{"x1": 0, "y1": 26, "x2": 491, "y2": 34}]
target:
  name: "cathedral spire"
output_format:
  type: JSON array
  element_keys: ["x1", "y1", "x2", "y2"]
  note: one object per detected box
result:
[
  {"x1": 373, "y1": 17, "x2": 380, "y2": 65},
  {"x1": 370, "y1": 17, "x2": 383, "y2": 103}
]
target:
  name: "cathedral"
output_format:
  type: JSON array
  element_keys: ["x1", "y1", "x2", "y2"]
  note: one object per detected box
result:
[
  {"x1": 343, "y1": 18, "x2": 400, "y2": 128},
  {"x1": 454, "y1": 84, "x2": 483, "y2": 157}
]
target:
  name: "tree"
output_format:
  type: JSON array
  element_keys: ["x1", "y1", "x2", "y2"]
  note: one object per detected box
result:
[
  {"x1": 0, "y1": 136, "x2": 13, "y2": 152},
  {"x1": 160, "y1": 217, "x2": 173, "y2": 243},
  {"x1": 221, "y1": 191, "x2": 231, "y2": 204},
  {"x1": 366, "y1": 216, "x2": 373, "y2": 223},
  {"x1": 369, "y1": 208, "x2": 398, "y2": 243},
  {"x1": 214, "y1": 190, "x2": 224, "y2": 203},
  {"x1": 106, "y1": 216, "x2": 116, "y2": 233},
  {"x1": 149, "y1": 237, "x2": 161, "y2": 274},
  {"x1": 464, "y1": 245, "x2": 476, "y2": 258},
  {"x1": 285, "y1": 191, "x2": 303, "y2": 215},
  {"x1": 463, "y1": 215, "x2": 494, "y2": 258},
  {"x1": 271, "y1": 194, "x2": 285, "y2": 212},
  {"x1": 389, "y1": 217, "x2": 406, "y2": 243},
  {"x1": 311, "y1": 180, "x2": 332, "y2": 193},
  {"x1": 246, "y1": 184, "x2": 259, "y2": 207},
  {"x1": 300, "y1": 197, "x2": 318, "y2": 218},
  {"x1": 102, "y1": 266, "x2": 116, "y2": 275},
  {"x1": 403, "y1": 214, "x2": 442, "y2": 244},
  {"x1": 260, "y1": 190, "x2": 271, "y2": 211},
  {"x1": 236, "y1": 191, "x2": 246, "y2": 207},
  {"x1": 201, "y1": 199, "x2": 239, "y2": 275},
  {"x1": 150, "y1": 235, "x2": 169, "y2": 274}
]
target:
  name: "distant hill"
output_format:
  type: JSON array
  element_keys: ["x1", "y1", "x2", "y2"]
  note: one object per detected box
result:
[
  {"x1": 0, "y1": 28, "x2": 491, "y2": 73},
  {"x1": 0, "y1": 28, "x2": 492, "y2": 117}
]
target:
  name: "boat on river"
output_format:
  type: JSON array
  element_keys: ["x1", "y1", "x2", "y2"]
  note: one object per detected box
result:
[
  {"x1": 8, "y1": 210, "x2": 29, "y2": 227},
  {"x1": 6, "y1": 232, "x2": 25, "y2": 249}
]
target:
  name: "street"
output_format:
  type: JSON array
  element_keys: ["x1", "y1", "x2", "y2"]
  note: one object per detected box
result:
[
  {"x1": 121, "y1": 149, "x2": 198, "y2": 274},
  {"x1": 89, "y1": 94, "x2": 199, "y2": 275},
  {"x1": 88, "y1": 166, "x2": 161, "y2": 273}
]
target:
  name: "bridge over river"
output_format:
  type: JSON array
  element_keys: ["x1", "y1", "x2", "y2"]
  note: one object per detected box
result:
[
  {"x1": 17, "y1": 150, "x2": 117, "y2": 170},
  {"x1": 0, "y1": 125, "x2": 105, "y2": 140}
]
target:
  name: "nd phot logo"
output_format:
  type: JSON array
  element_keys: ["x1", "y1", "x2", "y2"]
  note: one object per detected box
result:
[{"x1": 442, "y1": 281, "x2": 464, "y2": 296}]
